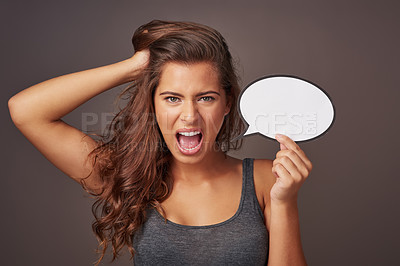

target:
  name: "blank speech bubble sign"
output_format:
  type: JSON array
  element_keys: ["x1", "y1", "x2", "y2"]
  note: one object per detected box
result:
[{"x1": 238, "y1": 75, "x2": 335, "y2": 142}]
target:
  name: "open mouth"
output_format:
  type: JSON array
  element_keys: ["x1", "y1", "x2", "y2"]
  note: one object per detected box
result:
[{"x1": 176, "y1": 130, "x2": 203, "y2": 154}]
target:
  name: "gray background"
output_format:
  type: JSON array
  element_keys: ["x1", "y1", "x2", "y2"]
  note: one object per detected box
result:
[{"x1": 2, "y1": 0, "x2": 399, "y2": 265}]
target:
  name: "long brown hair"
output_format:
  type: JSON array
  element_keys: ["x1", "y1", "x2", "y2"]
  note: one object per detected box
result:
[{"x1": 83, "y1": 20, "x2": 244, "y2": 265}]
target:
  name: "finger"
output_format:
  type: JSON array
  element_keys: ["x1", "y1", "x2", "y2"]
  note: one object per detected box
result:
[
  {"x1": 273, "y1": 156, "x2": 305, "y2": 181},
  {"x1": 272, "y1": 163, "x2": 293, "y2": 186},
  {"x1": 275, "y1": 134, "x2": 300, "y2": 152},
  {"x1": 280, "y1": 143, "x2": 288, "y2": 150},
  {"x1": 275, "y1": 150, "x2": 310, "y2": 178},
  {"x1": 275, "y1": 134, "x2": 312, "y2": 171}
]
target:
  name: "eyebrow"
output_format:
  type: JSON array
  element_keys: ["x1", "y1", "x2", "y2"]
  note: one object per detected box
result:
[{"x1": 159, "y1": 90, "x2": 221, "y2": 97}]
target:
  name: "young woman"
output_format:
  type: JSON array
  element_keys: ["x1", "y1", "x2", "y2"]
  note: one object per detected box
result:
[{"x1": 8, "y1": 20, "x2": 312, "y2": 265}]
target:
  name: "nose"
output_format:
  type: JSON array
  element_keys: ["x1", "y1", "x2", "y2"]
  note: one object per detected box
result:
[{"x1": 180, "y1": 100, "x2": 199, "y2": 124}]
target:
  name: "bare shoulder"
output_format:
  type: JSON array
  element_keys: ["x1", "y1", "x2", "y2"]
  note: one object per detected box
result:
[
  {"x1": 254, "y1": 159, "x2": 275, "y2": 196},
  {"x1": 253, "y1": 159, "x2": 276, "y2": 227},
  {"x1": 224, "y1": 157, "x2": 275, "y2": 207}
]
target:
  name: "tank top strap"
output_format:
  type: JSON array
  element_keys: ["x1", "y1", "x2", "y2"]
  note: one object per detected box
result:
[{"x1": 242, "y1": 158, "x2": 265, "y2": 220}]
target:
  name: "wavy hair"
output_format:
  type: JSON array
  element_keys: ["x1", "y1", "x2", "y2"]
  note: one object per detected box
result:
[{"x1": 82, "y1": 20, "x2": 244, "y2": 265}]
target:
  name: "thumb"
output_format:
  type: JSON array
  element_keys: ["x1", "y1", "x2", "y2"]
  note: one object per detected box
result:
[{"x1": 280, "y1": 143, "x2": 288, "y2": 150}]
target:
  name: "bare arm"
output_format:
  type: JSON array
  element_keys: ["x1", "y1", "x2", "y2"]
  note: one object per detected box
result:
[
  {"x1": 8, "y1": 51, "x2": 149, "y2": 193},
  {"x1": 260, "y1": 134, "x2": 312, "y2": 265},
  {"x1": 268, "y1": 201, "x2": 307, "y2": 266}
]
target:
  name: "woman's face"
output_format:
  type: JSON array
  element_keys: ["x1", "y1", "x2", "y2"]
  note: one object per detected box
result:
[{"x1": 154, "y1": 62, "x2": 230, "y2": 164}]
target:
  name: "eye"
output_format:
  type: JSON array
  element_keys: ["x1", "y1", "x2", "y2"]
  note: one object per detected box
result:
[
  {"x1": 199, "y1": 96, "x2": 215, "y2": 102},
  {"x1": 165, "y1": 97, "x2": 180, "y2": 103}
]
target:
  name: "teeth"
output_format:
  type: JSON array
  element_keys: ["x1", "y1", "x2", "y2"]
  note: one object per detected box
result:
[{"x1": 178, "y1": 131, "x2": 200, "y2": 137}]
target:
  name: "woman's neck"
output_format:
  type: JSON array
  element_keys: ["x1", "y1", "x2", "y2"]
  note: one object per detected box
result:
[{"x1": 170, "y1": 151, "x2": 230, "y2": 184}]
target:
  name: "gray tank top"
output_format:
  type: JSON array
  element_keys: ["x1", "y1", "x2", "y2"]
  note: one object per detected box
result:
[{"x1": 132, "y1": 158, "x2": 269, "y2": 265}]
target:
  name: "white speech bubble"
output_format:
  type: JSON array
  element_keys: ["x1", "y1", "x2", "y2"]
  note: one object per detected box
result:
[{"x1": 237, "y1": 75, "x2": 335, "y2": 142}]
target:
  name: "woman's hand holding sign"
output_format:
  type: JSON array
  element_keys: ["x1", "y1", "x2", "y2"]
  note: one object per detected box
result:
[
  {"x1": 267, "y1": 133, "x2": 312, "y2": 266},
  {"x1": 271, "y1": 133, "x2": 313, "y2": 205}
]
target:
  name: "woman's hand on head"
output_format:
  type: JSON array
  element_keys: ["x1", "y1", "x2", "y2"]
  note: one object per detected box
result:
[
  {"x1": 127, "y1": 49, "x2": 150, "y2": 79},
  {"x1": 270, "y1": 134, "x2": 313, "y2": 205}
]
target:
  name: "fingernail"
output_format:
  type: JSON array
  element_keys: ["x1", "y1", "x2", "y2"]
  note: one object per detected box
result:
[{"x1": 275, "y1": 134, "x2": 283, "y2": 140}]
